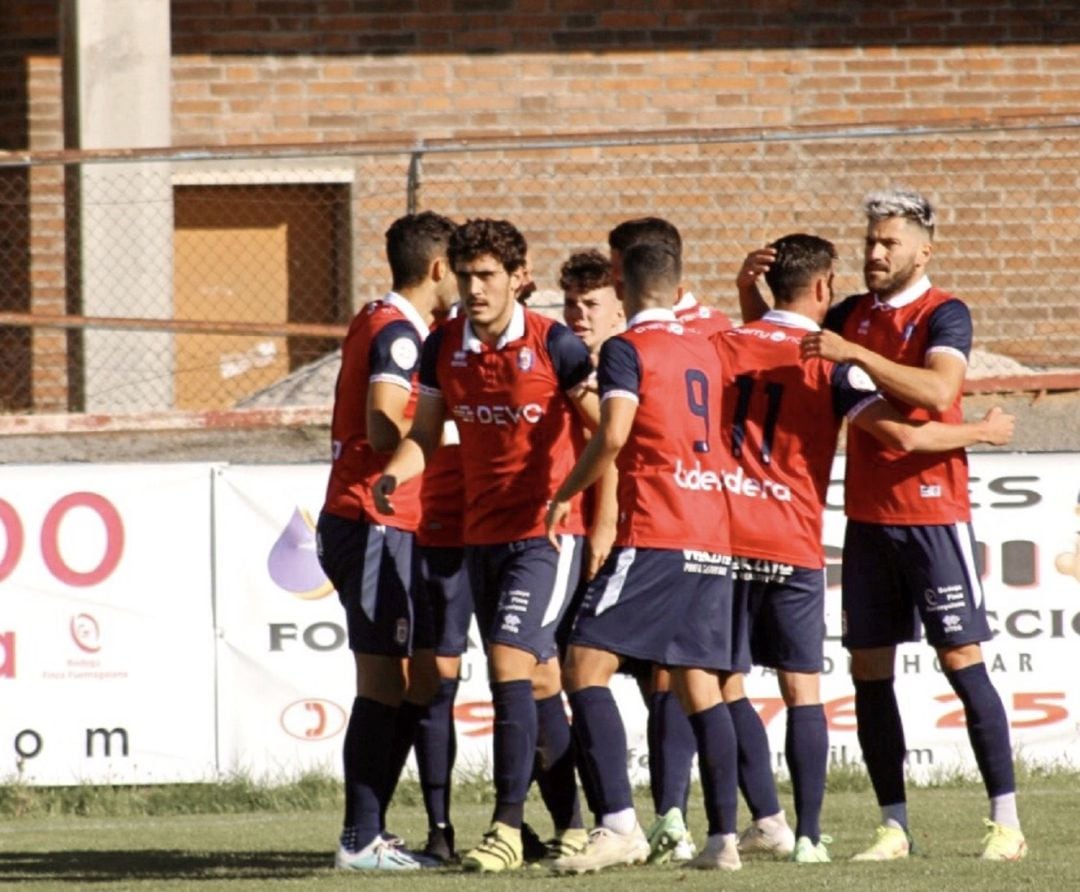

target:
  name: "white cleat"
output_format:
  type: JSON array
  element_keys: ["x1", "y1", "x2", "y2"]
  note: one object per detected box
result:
[{"x1": 552, "y1": 825, "x2": 650, "y2": 874}]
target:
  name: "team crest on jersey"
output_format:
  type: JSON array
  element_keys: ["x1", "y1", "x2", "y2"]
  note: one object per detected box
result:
[
  {"x1": 857, "y1": 319, "x2": 870, "y2": 335},
  {"x1": 517, "y1": 346, "x2": 534, "y2": 371},
  {"x1": 395, "y1": 618, "x2": 409, "y2": 645},
  {"x1": 451, "y1": 349, "x2": 468, "y2": 368}
]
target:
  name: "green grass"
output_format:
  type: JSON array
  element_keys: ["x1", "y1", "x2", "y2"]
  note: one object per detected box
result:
[{"x1": 1, "y1": 772, "x2": 1076, "y2": 891}]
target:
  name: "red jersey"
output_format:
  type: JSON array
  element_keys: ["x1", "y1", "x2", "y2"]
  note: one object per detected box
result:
[
  {"x1": 322, "y1": 292, "x2": 427, "y2": 530},
  {"x1": 827, "y1": 278, "x2": 973, "y2": 524},
  {"x1": 598, "y1": 309, "x2": 730, "y2": 552},
  {"x1": 419, "y1": 304, "x2": 593, "y2": 545},
  {"x1": 713, "y1": 311, "x2": 880, "y2": 568},
  {"x1": 417, "y1": 430, "x2": 465, "y2": 548},
  {"x1": 674, "y1": 291, "x2": 733, "y2": 336}
]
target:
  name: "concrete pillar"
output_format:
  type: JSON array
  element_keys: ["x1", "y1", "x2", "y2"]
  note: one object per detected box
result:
[{"x1": 63, "y1": 0, "x2": 173, "y2": 411}]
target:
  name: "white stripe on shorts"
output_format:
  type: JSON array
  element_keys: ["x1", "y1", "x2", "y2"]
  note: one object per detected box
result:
[
  {"x1": 541, "y1": 534, "x2": 578, "y2": 628},
  {"x1": 954, "y1": 521, "x2": 983, "y2": 609},
  {"x1": 594, "y1": 547, "x2": 636, "y2": 616},
  {"x1": 360, "y1": 524, "x2": 386, "y2": 622}
]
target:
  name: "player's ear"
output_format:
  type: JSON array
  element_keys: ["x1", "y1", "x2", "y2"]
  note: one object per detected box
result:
[{"x1": 430, "y1": 256, "x2": 448, "y2": 283}]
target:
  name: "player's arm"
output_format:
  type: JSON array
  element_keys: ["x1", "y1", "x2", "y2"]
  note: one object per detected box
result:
[
  {"x1": 373, "y1": 329, "x2": 447, "y2": 515},
  {"x1": 546, "y1": 395, "x2": 635, "y2": 550},
  {"x1": 736, "y1": 244, "x2": 776, "y2": 323},
  {"x1": 852, "y1": 400, "x2": 1014, "y2": 452},
  {"x1": 367, "y1": 381, "x2": 411, "y2": 453},
  {"x1": 802, "y1": 299, "x2": 971, "y2": 412}
]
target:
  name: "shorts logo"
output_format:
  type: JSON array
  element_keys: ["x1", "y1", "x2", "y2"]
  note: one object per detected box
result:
[
  {"x1": 924, "y1": 584, "x2": 965, "y2": 613},
  {"x1": 920, "y1": 484, "x2": 942, "y2": 498},
  {"x1": 517, "y1": 347, "x2": 534, "y2": 371},
  {"x1": 395, "y1": 618, "x2": 409, "y2": 645},
  {"x1": 505, "y1": 589, "x2": 530, "y2": 613},
  {"x1": 942, "y1": 614, "x2": 963, "y2": 633},
  {"x1": 500, "y1": 613, "x2": 522, "y2": 634}
]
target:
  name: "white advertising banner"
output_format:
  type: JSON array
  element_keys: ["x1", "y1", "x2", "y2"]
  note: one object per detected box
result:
[
  {"x1": 742, "y1": 452, "x2": 1080, "y2": 782},
  {"x1": 4, "y1": 453, "x2": 1077, "y2": 785},
  {"x1": 214, "y1": 453, "x2": 1080, "y2": 785},
  {"x1": 0, "y1": 464, "x2": 217, "y2": 784}
]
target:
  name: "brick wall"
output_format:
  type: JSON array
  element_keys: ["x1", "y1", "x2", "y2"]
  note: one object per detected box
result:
[
  {"x1": 169, "y1": 2, "x2": 1080, "y2": 144},
  {"x1": 1, "y1": 2, "x2": 1079, "y2": 410}
]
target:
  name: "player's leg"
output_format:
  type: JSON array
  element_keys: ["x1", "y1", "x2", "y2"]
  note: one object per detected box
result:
[
  {"x1": 531, "y1": 657, "x2": 587, "y2": 859},
  {"x1": 723, "y1": 672, "x2": 794, "y2": 858},
  {"x1": 556, "y1": 643, "x2": 650, "y2": 873},
  {"x1": 316, "y1": 513, "x2": 429, "y2": 870},
  {"x1": 921, "y1": 522, "x2": 1025, "y2": 861},
  {"x1": 726, "y1": 571, "x2": 793, "y2": 858},
  {"x1": 412, "y1": 545, "x2": 471, "y2": 863},
  {"x1": 841, "y1": 522, "x2": 915, "y2": 861},
  {"x1": 778, "y1": 669, "x2": 829, "y2": 863},
  {"x1": 670, "y1": 666, "x2": 741, "y2": 872},
  {"x1": 644, "y1": 665, "x2": 698, "y2": 863}
]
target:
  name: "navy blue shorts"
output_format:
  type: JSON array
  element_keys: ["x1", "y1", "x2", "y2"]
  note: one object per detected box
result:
[
  {"x1": 466, "y1": 535, "x2": 582, "y2": 662},
  {"x1": 568, "y1": 547, "x2": 735, "y2": 671},
  {"x1": 731, "y1": 564, "x2": 825, "y2": 673},
  {"x1": 413, "y1": 545, "x2": 474, "y2": 656},
  {"x1": 315, "y1": 511, "x2": 419, "y2": 657},
  {"x1": 841, "y1": 520, "x2": 992, "y2": 650}
]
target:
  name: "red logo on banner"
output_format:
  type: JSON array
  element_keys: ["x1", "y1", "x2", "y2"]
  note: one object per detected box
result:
[
  {"x1": 70, "y1": 613, "x2": 102, "y2": 653},
  {"x1": 280, "y1": 699, "x2": 347, "y2": 741},
  {"x1": 0, "y1": 631, "x2": 14, "y2": 678}
]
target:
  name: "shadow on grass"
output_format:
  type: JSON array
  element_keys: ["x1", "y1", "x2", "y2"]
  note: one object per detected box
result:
[{"x1": 0, "y1": 849, "x2": 330, "y2": 882}]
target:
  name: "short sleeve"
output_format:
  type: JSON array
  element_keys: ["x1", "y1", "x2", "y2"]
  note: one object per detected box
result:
[
  {"x1": 829, "y1": 360, "x2": 883, "y2": 419},
  {"x1": 546, "y1": 322, "x2": 595, "y2": 392},
  {"x1": 597, "y1": 335, "x2": 642, "y2": 401},
  {"x1": 926, "y1": 298, "x2": 973, "y2": 361},
  {"x1": 369, "y1": 320, "x2": 422, "y2": 390}
]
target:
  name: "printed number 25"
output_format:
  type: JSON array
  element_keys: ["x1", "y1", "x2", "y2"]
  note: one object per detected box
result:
[{"x1": 685, "y1": 369, "x2": 710, "y2": 453}]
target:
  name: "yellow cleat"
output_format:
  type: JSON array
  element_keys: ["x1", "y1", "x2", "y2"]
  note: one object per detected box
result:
[
  {"x1": 461, "y1": 822, "x2": 523, "y2": 873},
  {"x1": 851, "y1": 825, "x2": 911, "y2": 861},
  {"x1": 980, "y1": 820, "x2": 1028, "y2": 861}
]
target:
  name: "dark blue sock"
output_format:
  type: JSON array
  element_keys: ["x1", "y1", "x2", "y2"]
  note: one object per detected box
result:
[
  {"x1": 416, "y1": 678, "x2": 458, "y2": 828},
  {"x1": 785, "y1": 703, "x2": 827, "y2": 844},
  {"x1": 491, "y1": 679, "x2": 536, "y2": 828},
  {"x1": 380, "y1": 699, "x2": 422, "y2": 827},
  {"x1": 945, "y1": 662, "x2": 1016, "y2": 797},
  {"x1": 342, "y1": 696, "x2": 394, "y2": 850},
  {"x1": 854, "y1": 678, "x2": 907, "y2": 807},
  {"x1": 534, "y1": 693, "x2": 584, "y2": 829},
  {"x1": 728, "y1": 696, "x2": 781, "y2": 820},
  {"x1": 647, "y1": 690, "x2": 696, "y2": 816},
  {"x1": 688, "y1": 702, "x2": 738, "y2": 836},
  {"x1": 569, "y1": 686, "x2": 634, "y2": 815}
]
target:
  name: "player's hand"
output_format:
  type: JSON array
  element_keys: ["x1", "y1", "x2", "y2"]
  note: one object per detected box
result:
[
  {"x1": 980, "y1": 406, "x2": 1015, "y2": 445},
  {"x1": 372, "y1": 474, "x2": 398, "y2": 515},
  {"x1": 800, "y1": 329, "x2": 858, "y2": 363},
  {"x1": 585, "y1": 520, "x2": 615, "y2": 581},
  {"x1": 545, "y1": 499, "x2": 571, "y2": 551},
  {"x1": 736, "y1": 246, "x2": 776, "y2": 291}
]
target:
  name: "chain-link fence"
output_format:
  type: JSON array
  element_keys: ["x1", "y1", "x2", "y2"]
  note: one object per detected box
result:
[{"x1": 1, "y1": 117, "x2": 1079, "y2": 413}]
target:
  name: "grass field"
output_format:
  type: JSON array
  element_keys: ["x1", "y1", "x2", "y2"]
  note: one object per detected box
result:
[{"x1": 2, "y1": 771, "x2": 1076, "y2": 891}]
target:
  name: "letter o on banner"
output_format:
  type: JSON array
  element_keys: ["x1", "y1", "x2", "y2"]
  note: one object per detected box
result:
[
  {"x1": 40, "y1": 493, "x2": 124, "y2": 586},
  {"x1": 0, "y1": 499, "x2": 24, "y2": 583}
]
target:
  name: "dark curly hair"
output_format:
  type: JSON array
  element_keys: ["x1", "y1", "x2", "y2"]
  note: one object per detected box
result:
[
  {"x1": 558, "y1": 249, "x2": 613, "y2": 294},
  {"x1": 448, "y1": 218, "x2": 528, "y2": 274}
]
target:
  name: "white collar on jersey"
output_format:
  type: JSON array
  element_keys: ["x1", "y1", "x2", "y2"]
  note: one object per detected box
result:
[
  {"x1": 463, "y1": 300, "x2": 525, "y2": 352},
  {"x1": 627, "y1": 307, "x2": 678, "y2": 328},
  {"x1": 672, "y1": 291, "x2": 699, "y2": 314},
  {"x1": 761, "y1": 308, "x2": 820, "y2": 332},
  {"x1": 872, "y1": 275, "x2": 932, "y2": 310},
  {"x1": 383, "y1": 291, "x2": 430, "y2": 340}
]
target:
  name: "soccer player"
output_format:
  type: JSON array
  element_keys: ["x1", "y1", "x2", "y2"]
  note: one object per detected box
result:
[
  {"x1": 372, "y1": 218, "x2": 595, "y2": 873},
  {"x1": 717, "y1": 232, "x2": 1016, "y2": 864},
  {"x1": 546, "y1": 240, "x2": 743, "y2": 873},
  {"x1": 316, "y1": 210, "x2": 457, "y2": 871},
  {"x1": 603, "y1": 216, "x2": 716, "y2": 863},
  {"x1": 560, "y1": 249, "x2": 624, "y2": 363},
  {"x1": 755, "y1": 188, "x2": 1026, "y2": 861}
]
